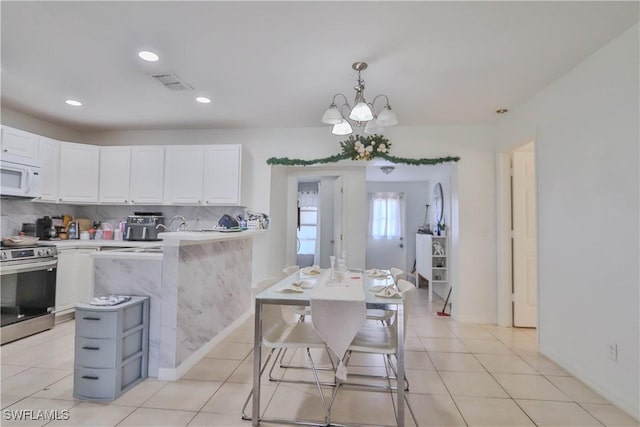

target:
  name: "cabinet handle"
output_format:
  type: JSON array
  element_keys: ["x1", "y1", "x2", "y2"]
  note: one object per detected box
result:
[
  {"x1": 58, "y1": 198, "x2": 63, "y2": 202},
  {"x1": 2, "y1": 149, "x2": 7, "y2": 152},
  {"x1": 124, "y1": 200, "x2": 128, "y2": 203},
  {"x1": 81, "y1": 375, "x2": 99, "y2": 380},
  {"x1": 131, "y1": 200, "x2": 135, "y2": 203},
  {"x1": 82, "y1": 316, "x2": 101, "y2": 321},
  {"x1": 82, "y1": 346, "x2": 100, "y2": 350},
  {"x1": 198, "y1": 200, "x2": 201, "y2": 203}
]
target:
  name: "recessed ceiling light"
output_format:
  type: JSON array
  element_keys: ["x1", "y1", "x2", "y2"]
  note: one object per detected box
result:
[
  {"x1": 196, "y1": 96, "x2": 211, "y2": 104},
  {"x1": 65, "y1": 99, "x2": 82, "y2": 107},
  {"x1": 138, "y1": 50, "x2": 159, "y2": 62},
  {"x1": 496, "y1": 108, "x2": 509, "y2": 114}
]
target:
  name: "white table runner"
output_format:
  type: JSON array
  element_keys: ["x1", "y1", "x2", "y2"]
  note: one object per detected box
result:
[{"x1": 310, "y1": 271, "x2": 366, "y2": 381}]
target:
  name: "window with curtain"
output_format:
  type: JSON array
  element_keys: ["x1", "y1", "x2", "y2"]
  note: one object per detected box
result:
[
  {"x1": 297, "y1": 184, "x2": 320, "y2": 255},
  {"x1": 369, "y1": 192, "x2": 402, "y2": 239}
]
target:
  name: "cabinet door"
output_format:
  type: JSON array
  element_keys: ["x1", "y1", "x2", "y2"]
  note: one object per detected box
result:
[
  {"x1": 164, "y1": 146, "x2": 204, "y2": 204},
  {"x1": 55, "y1": 249, "x2": 76, "y2": 314},
  {"x1": 99, "y1": 147, "x2": 131, "y2": 203},
  {"x1": 36, "y1": 137, "x2": 60, "y2": 201},
  {"x1": 58, "y1": 142, "x2": 100, "y2": 203},
  {"x1": 130, "y1": 147, "x2": 164, "y2": 204},
  {"x1": 0, "y1": 126, "x2": 39, "y2": 159},
  {"x1": 76, "y1": 248, "x2": 99, "y2": 303},
  {"x1": 203, "y1": 145, "x2": 242, "y2": 205}
]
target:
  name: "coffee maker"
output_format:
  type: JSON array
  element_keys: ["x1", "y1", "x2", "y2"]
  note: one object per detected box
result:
[{"x1": 35, "y1": 216, "x2": 53, "y2": 240}]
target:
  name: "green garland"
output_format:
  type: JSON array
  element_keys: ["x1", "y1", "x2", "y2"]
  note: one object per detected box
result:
[{"x1": 266, "y1": 134, "x2": 460, "y2": 166}]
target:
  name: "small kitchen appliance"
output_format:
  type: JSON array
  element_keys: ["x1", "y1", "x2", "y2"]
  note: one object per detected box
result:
[
  {"x1": 36, "y1": 216, "x2": 53, "y2": 240},
  {"x1": 0, "y1": 152, "x2": 41, "y2": 198},
  {"x1": 125, "y1": 212, "x2": 165, "y2": 241},
  {"x1": 0, "y1": 243, "x2": 58, "y2": 344}
]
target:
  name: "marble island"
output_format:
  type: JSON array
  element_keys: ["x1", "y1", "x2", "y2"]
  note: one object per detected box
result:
[{"x1": 92, "y1": 230, "x2": 263, "y2": 380}]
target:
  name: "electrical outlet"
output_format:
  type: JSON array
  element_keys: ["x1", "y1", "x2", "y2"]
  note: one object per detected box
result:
[{"x1": 608, "y1": 343, "x2": 618, "y2": 361}]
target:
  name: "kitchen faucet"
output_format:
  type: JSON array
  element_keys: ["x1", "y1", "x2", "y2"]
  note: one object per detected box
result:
[{"x1": 156, "y1": 215, "x2": 188, "y2": 232}]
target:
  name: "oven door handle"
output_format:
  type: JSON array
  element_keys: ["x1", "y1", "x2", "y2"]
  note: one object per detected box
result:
[{"x1": 0, "y1": 259, "x2": 57, "y2": 275}]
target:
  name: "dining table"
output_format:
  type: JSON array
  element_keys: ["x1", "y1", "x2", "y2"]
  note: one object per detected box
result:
[{"x1": 251, "y1": 268, "x2": 406, "y2": 426}]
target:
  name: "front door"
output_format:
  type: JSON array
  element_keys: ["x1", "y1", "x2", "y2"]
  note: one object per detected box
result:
[{"x1": 366, "y1": 192, "x2": 407, "y2": 271}]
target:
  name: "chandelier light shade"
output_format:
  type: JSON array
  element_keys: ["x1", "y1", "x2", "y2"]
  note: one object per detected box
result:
[
  {"x1": 380, "y1": 166, "x2": 395, "y2": 175},
  {"x1": 332, "y1": 120, "x2": 353, "y2": 136},
  {"x1": 322, "y1": 61, "x2": 398, "y2": 135}
]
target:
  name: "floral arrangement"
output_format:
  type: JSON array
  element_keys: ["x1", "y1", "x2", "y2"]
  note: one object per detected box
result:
[
  {"x1": 340, "y1": 135, "x2": 390, "y2": 161},
  {"x1": 266, "y1": 134, "x2": 460, "y2": 166}
]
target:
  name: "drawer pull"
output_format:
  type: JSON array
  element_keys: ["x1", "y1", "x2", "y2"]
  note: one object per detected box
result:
[
  {"x1": 83, "y1": 316, "x2": 101, "y2": 321},
  {"x1": 82, "y1": 346, "x2": 100, "y2": 351},
  {"x1": 81, "y1": 375, "x2": 99, "y2": 380}
]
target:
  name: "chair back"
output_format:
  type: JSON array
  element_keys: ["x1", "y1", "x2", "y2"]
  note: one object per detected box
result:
[
  {"x1": 282, "y1": 265, "x2": 300, "y2": 277},
  {"x1": 390, "y1": 267, "x2": 404, "y2": 282},
  {"x1": 395, "y1": 279, "x2": 417, "y2": 339}
]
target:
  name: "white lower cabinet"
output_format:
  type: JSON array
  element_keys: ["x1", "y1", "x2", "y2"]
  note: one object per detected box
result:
[{"x1": 55, "y1": 248, "x2": 99, "y2": 316}]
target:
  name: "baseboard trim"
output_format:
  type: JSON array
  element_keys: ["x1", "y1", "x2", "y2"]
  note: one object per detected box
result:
[
  {"x1": 541, "y1": 347, "x2": 640, "y2": 422},
  {"x1": 157, "y1": 309, "x2": 252, "y2": 381}
]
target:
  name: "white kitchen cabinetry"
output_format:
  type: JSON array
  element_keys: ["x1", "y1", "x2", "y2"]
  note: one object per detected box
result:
[
  {"x1": 36, "y1": 137, "x2": 60, "y2": 202},
  {"x1": 416, "y1": 234, "x2": 449, "y2": 303},
  {"x1": 55, "y1": 248, "x2": 99, "y2": 316},
  {"x1": 130, "y1": 146, "x2": 164, "y2": 204},
  {"x1": 164, "y1": 146, "x2": 205, "y2": 204},
  {"x1": 203, "y1": 145, "x2": 242, "y2": 205},
  {"x1": 58, "y1": 142, "x2": 100, "y2": 203},
  {"x1": 0, "y1": 126, "x2": 39, "y2": 159},
  {"x1": 99, "y1": 147, "x2": 131, "y2": 203}
]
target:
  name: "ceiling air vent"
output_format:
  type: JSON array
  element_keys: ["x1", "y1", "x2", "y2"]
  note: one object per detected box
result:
[{"x1": 151, "y1": 72, "x2": 193, "y2": 91}]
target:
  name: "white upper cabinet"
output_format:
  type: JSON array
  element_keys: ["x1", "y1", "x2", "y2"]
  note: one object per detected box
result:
[
  {"x1": 0, "y1": 126, "x2": 39, "y2": 159},
  {"x1": 37, "y1": 137, "x2": 60, "y2": 201},
  {"x1": 130, "y1": 146, "x2": 164, "y2": 204},
  {"x1": 58, "y1": 142, "x2": 100, "y2": 203},
  {"x1": 99, "y1": 146, "x2": 131, "y2": 203},
  {"x1": 164, "y1": 146, "x2": 205, "y2": 204},
  {"x1": 203, "y1": 145, "x2": 242, "y2": 205}
]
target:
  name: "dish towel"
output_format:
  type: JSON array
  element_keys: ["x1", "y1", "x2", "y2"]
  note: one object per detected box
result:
[{"x1": 311, "y1": 271, "x2": 366, "y2": 382}]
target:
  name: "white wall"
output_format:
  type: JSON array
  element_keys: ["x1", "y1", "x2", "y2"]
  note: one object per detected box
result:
[
  {"x1": 497, "y1": 24, "x2": 639, "y2": 419},
  {"x1": 1, "y1": 107, "x2": 85, "y2": 142}
]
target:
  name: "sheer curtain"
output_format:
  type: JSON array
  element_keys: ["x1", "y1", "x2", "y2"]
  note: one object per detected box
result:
[{"x1": 369, "y1": 192, "x2": 402, "y2": 239}]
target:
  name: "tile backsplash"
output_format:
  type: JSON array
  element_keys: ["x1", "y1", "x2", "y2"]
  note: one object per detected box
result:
[{"x1": 1, "y1": 198, "x2": 246, "y2": 237}]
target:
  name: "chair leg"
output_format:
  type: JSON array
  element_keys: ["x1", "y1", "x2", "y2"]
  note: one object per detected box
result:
[{"x1": 306, "y1": 348, "x2": 331, "y2": 425}]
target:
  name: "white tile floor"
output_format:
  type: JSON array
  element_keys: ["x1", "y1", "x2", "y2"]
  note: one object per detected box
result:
[{"x1": 1, "y1": 287, "x2": 638, "y2": 426}]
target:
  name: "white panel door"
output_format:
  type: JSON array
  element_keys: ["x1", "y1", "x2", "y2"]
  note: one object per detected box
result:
[
  {"x1": 99, "y1": 146, "x2": 131, "y2": 203},
  {"x1": 366, "y1": 192, "x2": 407, "y2": 271},
  {"x1": 58, "y1": 142, "x2": 100, "y2": 203},
  {"x1": 165, "y1": 146, "x2": 204, "y2": 204},
  {"x1": 203, "y1": 145, "x2": 241, "y2": 205},
  {"x1": 513, "y1": 151, "x2": 538, "y2": 327},
  {"x1": 37, "y1": 137, "x2": 60, "y2": 201},
  {"x1": 130, "y1": 146, "x2": 165, "y2": 204}
]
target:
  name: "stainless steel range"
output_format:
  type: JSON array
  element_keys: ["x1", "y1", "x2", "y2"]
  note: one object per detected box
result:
[{"x1": 1, "y1": 245, "x2": 57, "y2": 344}]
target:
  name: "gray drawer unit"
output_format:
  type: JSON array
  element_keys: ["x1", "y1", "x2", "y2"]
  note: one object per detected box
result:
[{"x1": 73, "y1": 296, "x2": 149, "y2": 401}]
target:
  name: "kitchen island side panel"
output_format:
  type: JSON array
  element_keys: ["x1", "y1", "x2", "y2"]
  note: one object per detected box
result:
[
  {"x1": 93, "y1": 257, "x2": 163, "y2": 377},
  {"x1": 170, "y1": 238, "x2": 252, "y2": 365}
]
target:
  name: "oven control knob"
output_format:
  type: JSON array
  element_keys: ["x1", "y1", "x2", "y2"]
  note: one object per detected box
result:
[
  {"x1": 46, "y1": 248, "x2": 53, "y2": 256},
  {"x1": 0, "y1": 252, "x2": 6, "y2": 260}
]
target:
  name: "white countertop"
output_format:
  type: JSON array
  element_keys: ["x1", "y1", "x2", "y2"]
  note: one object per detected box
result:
[
  {"x1": 158, "y1": 229, "x2": 266, "y2": 245},
  {"x1": 38, "y1": 240, "x2": 161, "y2": 249}
]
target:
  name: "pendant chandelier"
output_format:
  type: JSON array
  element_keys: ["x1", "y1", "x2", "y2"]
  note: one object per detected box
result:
[{"x1": 321, "y1": 62, "x2": 398, "y2": 136}]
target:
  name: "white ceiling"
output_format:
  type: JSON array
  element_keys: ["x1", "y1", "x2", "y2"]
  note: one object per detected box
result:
[{"x1": 1, "y1": 1, "x2": 638, "y2": 132}]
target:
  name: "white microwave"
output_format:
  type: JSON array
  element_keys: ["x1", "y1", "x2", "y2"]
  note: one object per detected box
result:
[{"x1": 0, "y1": 153, "x2": 41, "y2": 198}]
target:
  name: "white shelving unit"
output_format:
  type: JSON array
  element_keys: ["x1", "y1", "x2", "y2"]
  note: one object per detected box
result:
[{"x1": 416, "y1": 234, "x2": 449, "y2": 303}]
